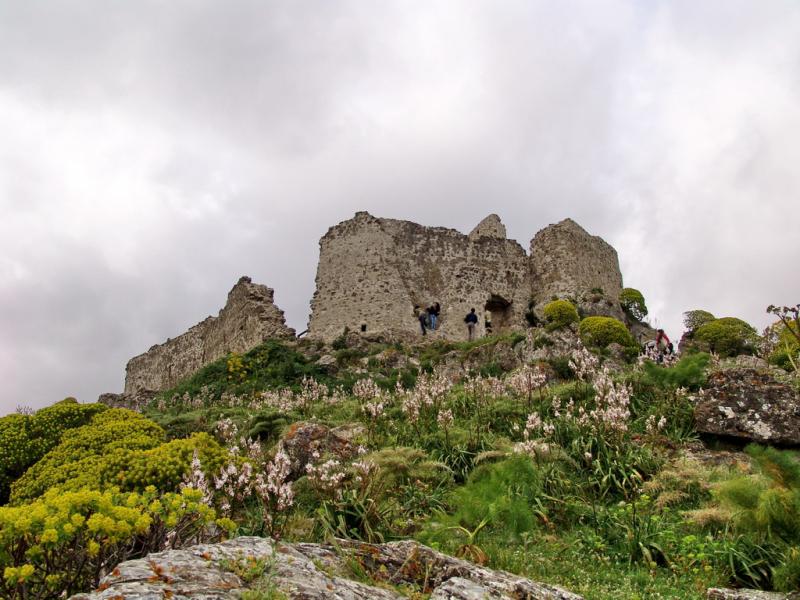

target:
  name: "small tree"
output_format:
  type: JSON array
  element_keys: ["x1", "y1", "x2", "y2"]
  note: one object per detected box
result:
[
  {"x1": 683, "y1": 310, "x2": 716, "y2": 334},
  {"x1": 620, "y1": 288, "x2": 648, "y2": 321},
  {"x1": 693, "y1": 317, "x2": 759, "y2": 357}
]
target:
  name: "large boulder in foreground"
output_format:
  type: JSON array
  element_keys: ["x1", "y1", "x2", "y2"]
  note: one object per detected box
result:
[
  {"x1": 694, "y1": 368, "x2": 800, "y2": 445},
  {"x1": 70, "y1": 536, "x2": 583, "y2": 600}
]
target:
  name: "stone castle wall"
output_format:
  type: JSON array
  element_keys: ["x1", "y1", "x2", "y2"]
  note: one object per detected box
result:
[
  {"x1": 124, "y1": 276, "x2": 294, "y2": 393},
  {"x1": 530, "y1": 218, "x2": 623, "y2": 304},
  {"x1": 308, "y1": 212, "x2": 623, "y2": 342}
]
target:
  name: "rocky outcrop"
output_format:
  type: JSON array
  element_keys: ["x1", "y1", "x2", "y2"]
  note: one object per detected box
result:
[
  {"x1": 309, "y1": 212, "x2": 624, "y2": 343},
  {"x1": 124, "y1": 277, "x2": 295, "y2": 394},
  {"x1": 694, "y1": 368, "x2": 800, "y2": 445},
  {"x1": 97, "y1": 389, "x2": 155, "y2": 413},
  {"x1": 278, "y1": 422, "x2": 365, "y2": 479},
  {"x1": 70, "y1": 536, "x2": 583, "y2": 600}
]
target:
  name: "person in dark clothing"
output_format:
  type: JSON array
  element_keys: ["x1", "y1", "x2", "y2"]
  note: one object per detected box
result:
[
  {"x1": 464, "y1": 308, "x2": 478, "y2": 341},
  {"x1": 414, "y1": 305, "x2": 427, "y2": 335}
]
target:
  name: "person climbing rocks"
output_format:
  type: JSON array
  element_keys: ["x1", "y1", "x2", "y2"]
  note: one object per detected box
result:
[
  {"x1": 428, "y1": 302, "x2": 441, "y2": 330},
  {"x1": 414, "y1": 305, "x2": 428, "y2": 336},
  {"x1": 655, "y1": 329, "x2": 670, "y2": 350},
  {"x1": 464, "y1": 308, "x2": 478, "y2": 341},
  {"x1": 654, "y1": 329, "x2": 672, "y2": 363}
]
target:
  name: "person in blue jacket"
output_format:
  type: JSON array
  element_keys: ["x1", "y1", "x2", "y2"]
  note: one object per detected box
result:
[{"x1": 464, "y1": 308, "x2": 478, "y2": 341}]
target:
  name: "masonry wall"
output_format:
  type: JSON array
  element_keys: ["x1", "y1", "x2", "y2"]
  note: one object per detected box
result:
[
  {"x1": 529, "y1": 218, "x2": 624, "y2": 308},
  {"x1": 124, "y1": 276, "x2": 295, "y2": 393},
  {"x1": 308, "y1": 212, "x2": 531, "y2": 342},
  {"x1": 309, "y1": 213, "x2": 626, "y2": 342}
]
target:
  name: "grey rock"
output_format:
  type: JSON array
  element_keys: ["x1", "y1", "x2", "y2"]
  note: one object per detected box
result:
[
  {"x1": 278, "y1": 421, "x2": 365, "y2": 479},
  {"x1": 70, "y1": 537, "x2": 583, "y2": 600},
  {"x1": 694, "y1": 368, "x2": 800, "y2": 445}
]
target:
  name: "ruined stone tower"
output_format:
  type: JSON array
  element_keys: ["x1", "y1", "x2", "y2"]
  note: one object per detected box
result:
[{"x1": 308, "y1": 212, "x2": 624, "y2": 342}]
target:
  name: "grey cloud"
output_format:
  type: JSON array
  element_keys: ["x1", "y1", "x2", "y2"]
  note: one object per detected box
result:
[{"x1": 1, "y1": 1, "x2": 799, "y2": 415}]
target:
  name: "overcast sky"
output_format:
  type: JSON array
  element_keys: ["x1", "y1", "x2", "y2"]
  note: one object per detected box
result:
[{"x1": 1, "y1": 1, "x2": 798, "y2": 415}]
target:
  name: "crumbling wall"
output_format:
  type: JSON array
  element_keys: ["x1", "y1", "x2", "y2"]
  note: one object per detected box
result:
[
  {"x1": 124, "y1": 277, "x2": 294, "y2": 393},
  {"x1": 308, "y1": 212, "x2": 530, "y2": 342},
  {"x1": 529, "y1": 218, "x2": 624, "y2": 312},
  {"x1": 309, "y1": 213, "x2": 625, "y2": 342}
]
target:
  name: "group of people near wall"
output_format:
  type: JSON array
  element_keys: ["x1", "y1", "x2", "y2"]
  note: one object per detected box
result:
[
  {"x1": 414, "y1": 304, "x2": 675, "y2": 355},
  {"x1": 414, "y1": 304, "x2": 490, "y2": 341},
  {"x1": 414, "y1": 303, "x2": 441, "y2": 336}
]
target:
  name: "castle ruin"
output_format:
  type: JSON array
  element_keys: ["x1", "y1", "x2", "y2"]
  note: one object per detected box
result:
[
  {"x1": 308, "y1": 212, "x2": 623, "y2": 342},
  {"x1": 124, "y1": 277, "x2": 294, "y2": 393},
  {"x1": 118, "y1": 212, "x2": 624, "y2": 395}
]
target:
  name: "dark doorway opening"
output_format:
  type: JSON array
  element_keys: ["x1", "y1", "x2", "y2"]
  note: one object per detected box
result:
[{"x1": 484, "y1": 294, "x2": 512, "y2": 333}]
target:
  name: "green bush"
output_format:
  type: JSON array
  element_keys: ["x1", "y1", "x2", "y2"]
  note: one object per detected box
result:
[
  {"x1": 542, "y1": 299, "x2": 580, "y2": 330},
  {"x1": 694, "y1": 317, "x2": 759, "y2": 357},
  {"x1": 159, "y1": 340, "x2": 326, "y2": 407},
  {"x1": 713, "y1": 445, "x2": 800, "y2": 591},
  {"x1": 0, "y1": 399, "x2": 107, "y2": 505},
  {"x1": 10, "y1": 409, "x2": 228, "y2": 503},
  {"x1": 578, "y1": 316, "x2": 635, "y2": 348},
  {"x1": 683, "y1": 310, "x2": 716, "y2": 333},
  {"x1": 768, "y1": 322, "x2": 799, "y2": 372},
  {"x1": 642, "y1": 353, "x2": 710, "y2": 390},
  {"x1": 432, "y1": 455, "x2": 544, "y2": 538},
  {"x1": 0, "y1": 486, "x2": 233, "y2": 600},
  {"x1": 620, "y1": 288, "x2": 648, "y2": 321}
]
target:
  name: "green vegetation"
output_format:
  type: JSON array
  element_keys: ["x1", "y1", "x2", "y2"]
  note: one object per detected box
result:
[
  {"x1": 10, "y1": 408, "x2": 228, "y2": 503},
  {"x1": 5, "y1": 304, "x2": 800, "y2": 598},
  {"x1": 159, "y1": 340, "x2": 327, "y2": 404},
  {"x1": 542, "y1": 299, "x2": 580, "y2": 330},
  {"x1": 0, "y1": 486, "x2": 234, "y2": 600},
  {"x1": 693, "y1": 317, "x2": 759, "y2": 357},
  {"x1": 641, "y1": 353, "x2": 710, "y2": 390},
  {"x1": 0, "y1": 399, "x2": 107, "y2": 504},
  {"x1": 683, "y1": 310, "x2": 716, "y2": 333},
  {"x1": 620, "y1": 288, "x2": 648, "y2": 321},
  {"x1": 578, "y1": 316, "x2": 636, "y2": 349}
]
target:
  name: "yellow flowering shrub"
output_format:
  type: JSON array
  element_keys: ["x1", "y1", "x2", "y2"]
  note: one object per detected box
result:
[
  {"x1": 0, "y1": 399, "x2": 107, "y2": 505},
  {"x1": 578, "y1": 316, "x2": 636, "y2": 348},
  {"x1": 0, "y1": 486, "x2": 235, "y2": 599},
  {"x1": 10, "y1": 409, "x2": 229, "y2": 503},
  {"x1": 542, "y1": 299, "x2": 580, "y2": 330}
]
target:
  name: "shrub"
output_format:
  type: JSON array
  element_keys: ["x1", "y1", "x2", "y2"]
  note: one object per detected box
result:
[
  {"x1": 768, "y1": 320, "x2": 799, "y2": 372},
  {"x1": 430, "y1": 455, "x2": 545, "y2": 538},
  {"x1": 578, "y1": 316, "x2": 635, "y2": 348},
  {"x1": 642, "y1": 353, "x2": 710, "y2": 390},
  {"x1": 694, "y1": 317, "x2": 759, "y2": 357},
  {"x1": 620, "y1": 288, "x2": 648, "y2": 321},
  {"x1": 0, "y1": 486, "x2": 233, "y2": 600},
  {"x1": 0, "y1": 399, "x2": 107, "y2": 505},
  {"x1": 10, "y1": 409, "x2": 228, "y2": 502},
  {"x1": 707, "y1": 444, "x2": 800, "y2": 591},
  {"x1": 683, "y1": 310, "x2": 716, "y2": 333},
  {"x1": 159, "y1": 340, "x2": 326, "y2": 406},
  {"x1": 542, "y1": 299, "x2": 579, "y2": 330}
]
